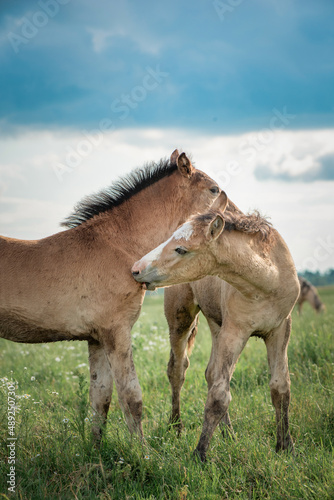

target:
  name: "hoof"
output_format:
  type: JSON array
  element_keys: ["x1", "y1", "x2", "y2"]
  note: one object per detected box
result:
[
  {"x1": 92, "y1": 428, "x2": 103, "y2": 447},
  {"x1": 220, "y1": 424, "x2": 235, "y2": 440},
  {"x1": 193, "y1": 447, "x2": 207, "y2": 463},
  {"x1": 275, "y1": 439, "x2": 294, "y2": 455},
  {"x1": 168, "y1": 417, "x2": 183, "y2": 436}
]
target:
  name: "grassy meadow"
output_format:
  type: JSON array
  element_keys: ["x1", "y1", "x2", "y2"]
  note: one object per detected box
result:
[{"x1": 0, "y1": 287, "x2": 333, "y2": 499}]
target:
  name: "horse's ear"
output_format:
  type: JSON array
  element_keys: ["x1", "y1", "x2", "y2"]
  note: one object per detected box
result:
[
  {"x1": 212, "y1": 191, "x2": 228, "y2": 213},
  {"x1": 177, "y1": 152, "x2": 194, "y2": 178},
  {"x1": 207, "y1": 215, "x2": 224, "y2": 241},
  {"x1": 170, "y1": 149, "x2": 179, "y2": 165}
]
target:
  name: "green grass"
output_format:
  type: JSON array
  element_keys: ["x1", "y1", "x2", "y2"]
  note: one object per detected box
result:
[{"x1": 0, "y1": 288, "x2": 333, "y2": 499}]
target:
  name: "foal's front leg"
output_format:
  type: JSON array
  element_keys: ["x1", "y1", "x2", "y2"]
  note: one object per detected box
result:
[
  {"x1": 164, "y1": 284, "x2": 200, "y2": 433},
  {"x1": 206, "y1": 318, "x2": 234, "y2": 440},
  {"x1": 265, "y1": 316, "x2": 294, "y2": 453},
  {"x1": 88, "y1": 340, "x2": 114, "y2": 441},
  {"x1": 195, "y1": 322, "x2": 248, "y2": 461}
]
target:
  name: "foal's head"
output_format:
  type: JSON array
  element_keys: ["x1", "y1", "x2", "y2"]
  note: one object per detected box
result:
[{"x1": 132, "y1": 192, "x2": 228, "y2": 290}]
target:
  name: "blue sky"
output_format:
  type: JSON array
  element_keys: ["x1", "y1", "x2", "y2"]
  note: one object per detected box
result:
[
  {"x1": 1, "y1": 0, "x2": 334, "y2": 132},
  {"x1": 0, "y1": 0, "x2": 333, "y2": 272}
]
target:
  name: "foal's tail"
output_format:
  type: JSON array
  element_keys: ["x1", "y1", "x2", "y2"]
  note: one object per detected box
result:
[{"x1": 187, "y1": 317, "x2": 199, "y2": 355}]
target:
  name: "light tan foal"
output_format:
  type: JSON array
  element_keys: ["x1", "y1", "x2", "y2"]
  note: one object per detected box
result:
[{"x1": 132, "y1": 192, "x2": 300, "y2": 460}]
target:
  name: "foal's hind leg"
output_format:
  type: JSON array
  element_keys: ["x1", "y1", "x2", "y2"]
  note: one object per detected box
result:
[
  {"x1": 165, "y1": 284, "x2": 200, "y2": 433},
  {"x1": 265, "y1": 317, "x2": 294, "y2": 453},
  {"x1": 88, "y1": 341, "x2": 113, "y2": 442}
]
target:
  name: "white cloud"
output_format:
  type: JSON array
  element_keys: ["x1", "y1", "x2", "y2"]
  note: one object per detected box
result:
[
  {"x1": 0, "y1": 127, "x2": 333, "y2": 272},
  {"x1": 86, "y1": 24, "x2": 163, "y2": 56}
]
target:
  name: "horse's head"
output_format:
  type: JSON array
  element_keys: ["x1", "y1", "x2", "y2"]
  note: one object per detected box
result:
[
  {"x1": 170, "y1": 150, "x2": 222, "y2": 216},
  {"x1": 132, "y1": 192, "x2": 228, "y2": 290}
]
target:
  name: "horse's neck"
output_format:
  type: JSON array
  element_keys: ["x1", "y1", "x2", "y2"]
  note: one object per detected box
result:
[
  {"x1": 88, "y1": 175, "x2": 185, "y2": 258},
  {"x1": 214, "y1": 230, "x2": 278, "y2": 297}
]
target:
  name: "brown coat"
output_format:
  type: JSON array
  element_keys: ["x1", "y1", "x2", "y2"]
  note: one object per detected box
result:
[{"x1": 0, "y1": 151, "x2": 221, "y2": 440}]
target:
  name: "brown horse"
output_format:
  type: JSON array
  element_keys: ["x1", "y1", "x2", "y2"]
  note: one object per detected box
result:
[
  {"x1": 132, "y1": 192, "x2": 300, "y2": 461},
  {"x1": 0, "y1": 150, "x2": 221, "y2": 441},
  {"x1": 297, "y1": 276, "x2": 325, "y2": 314}
]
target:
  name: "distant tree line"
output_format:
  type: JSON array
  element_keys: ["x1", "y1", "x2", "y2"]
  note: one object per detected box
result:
[{"x1": 299, "y1": 269, "x2": 334, "y2": 286}]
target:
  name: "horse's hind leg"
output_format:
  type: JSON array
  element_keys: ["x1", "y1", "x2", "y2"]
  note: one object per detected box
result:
[
  {"x1": 220, "y1": 408, "x2": 234, "y2": 438},
  {"x1": 88, "y1": 341, "x2": 114, "y2": 442},
  {"x1": 206, "y1": 319, "x2": 234, "y2": 439},
  {"x1": 165, "y1": 284, "x2": 200, "y2": 433},
  {"x1": 265, "y1": 317, "x2": 294, "y2": 453}
]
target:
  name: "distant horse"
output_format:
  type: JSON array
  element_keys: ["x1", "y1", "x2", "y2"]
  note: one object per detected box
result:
[
  {"x1": 132, "y1": 192, "x2": 300, "y2": 461},
  {"x1": 297, "y1": 276, "x2": 325, "y2": 314},
  {"x1": 0, "y1": 150, "x2": 221, "y2": 441}
]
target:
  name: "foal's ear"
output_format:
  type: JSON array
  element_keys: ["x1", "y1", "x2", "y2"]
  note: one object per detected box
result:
[
  {"x1": 177, "y1": 152, "x2": 194, "y2": 178},
  {"x1": 207, "y1": 215, "x2": 225, "y2": 241},
  {"x1": 170, "y1": 149, "x2": 179, "y2": 165}
]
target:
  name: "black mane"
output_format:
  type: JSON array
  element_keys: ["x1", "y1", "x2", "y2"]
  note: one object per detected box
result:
[{"x1": 61, "y1": 158, "x2": 177, "y2": 228}]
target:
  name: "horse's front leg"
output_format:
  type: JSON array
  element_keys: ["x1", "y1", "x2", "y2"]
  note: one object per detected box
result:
[
  {"x1": 100, "y1": 325, "x2": 143, "y2": 437},
  {"x1": 88, "y1": 340, "x2": 114, "y2": 442},
  {"x1": 206, "y1": 318, "x2": 234, "y2": 440},
  {"x1": 265, "y1": 316, "x2": 294, "y2": 453},
  {"x1": 165, "y1": 284, "x2": 200, "y2": 433},
  {"x1": 195, "y1": 322, "x2": 248, "y2": 461}
]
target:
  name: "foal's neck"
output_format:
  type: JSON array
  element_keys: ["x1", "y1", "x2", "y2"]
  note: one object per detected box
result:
[{"x1": 214, "y1": 228, "x2": 279, "y2": 298}]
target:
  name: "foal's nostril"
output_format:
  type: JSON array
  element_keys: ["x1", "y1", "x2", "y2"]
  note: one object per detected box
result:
[{"x1": 132, "y1": 270, "x2": 140, "y2": 276}]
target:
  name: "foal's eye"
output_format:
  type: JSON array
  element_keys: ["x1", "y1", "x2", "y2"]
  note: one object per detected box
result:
[
  {"x1": 210, "y1": 186, "x2": 220, "y2": 194},
  {"x1": 175, "y1": 247, "x2": 187, "y2": 255}
]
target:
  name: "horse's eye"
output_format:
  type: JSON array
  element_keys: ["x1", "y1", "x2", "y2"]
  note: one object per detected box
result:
[
  {"x1": 175, "y1": 247, "x2": 187, "y2": 255},
  {"x1": 210, "y1": 186, "x2": 220, "y2": 194}
]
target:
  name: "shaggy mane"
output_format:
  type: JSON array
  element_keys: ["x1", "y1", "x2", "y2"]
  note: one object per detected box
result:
[
  {"x1": 223, "y1": 208, "x2": 273, "y2": 241},
  {"x1": 193, "y1": 206, "x2": 273, "y2": 242},
  {"x1": 61, "y1": 158, "x2": 177, "y2": 228}
]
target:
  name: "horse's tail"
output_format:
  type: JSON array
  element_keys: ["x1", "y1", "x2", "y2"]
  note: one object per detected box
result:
[
  {"x1": 313, "y1": 291, "x2": 325, "y2": 313},
  {"x1": 187, "y1": 317, "x2": 199, "y2": 355}
]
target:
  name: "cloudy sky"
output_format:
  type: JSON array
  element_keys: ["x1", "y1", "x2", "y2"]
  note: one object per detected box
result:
[{"x1": 0, "y1": 0, "x2": 333, "y2": 272}]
